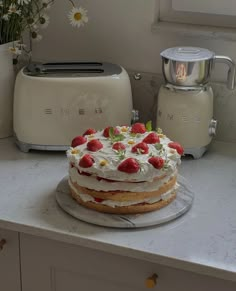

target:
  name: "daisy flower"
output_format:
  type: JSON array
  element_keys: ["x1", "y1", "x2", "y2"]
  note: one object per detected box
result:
[
  {"x1": 42, "y1": 0, "x2": 53, "y2": 10},
  {"x1": 2, "y1": 14, "x2": 9, "y2": 21},
  {"x1": 31, "y1": 31, "x2": 42, "y2": 42},
  {"x1": 8, "y1": 4, "x2": 21, "y2": 15},
  {"x1": 68, "y1": 7, "x2": 88, "y2": 28},
  {"x1": 39, "y1": 14, "x2": 50, "y2": 29},
  {"x1": 8, "y1": 47, "x2": 22, "y2": 56},
  {"x1": 17, "y1": 0, "x2": 31, "y2": 5},
  {"x1": 15, "y1": 41, "x2": 26, "y2": 49}
]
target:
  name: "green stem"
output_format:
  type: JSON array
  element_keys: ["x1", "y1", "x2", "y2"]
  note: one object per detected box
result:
[{"x1": 68, "y1": 0, "x2": 75, "y2": 7}]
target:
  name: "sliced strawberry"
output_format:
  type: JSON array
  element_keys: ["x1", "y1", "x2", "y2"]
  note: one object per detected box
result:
[
  {"x1": 114, "y1": 127, "x2": 120, "y2": 135},
  {"x1": 112, "y1": 142, "x2": 126, "y2": 151},
  {"x1": 131, "y1": 142, "x2": 149, "y2": 154},
  {"x1": 94, "y1": 197, "x2": 104, "y2": 203},
  {"x1": 168, "y1": 142, "x2": 184, "y2": 155},
  {"x1": 103, "y1": 126, "x2": 111, "y2": 138},
  {"x1": 71, "y1": 135, "x2": 87, "y2": 147},
  {"x1": 118, "y1": 158, "x2": 140, "y2": 174},
  {"x1": 83, "y1": 128, "x2": 97, "y2": 136},
  {"x1": 103, "y1": 126, "x2": 120, "y2": 137},
  {"x1": 148, "y1": 156, "x2": 165, "y2": 169},
  {"x1": 87, "y1": 139, "x2": 103, "y2": 152},
  {"x1": 130, "y1": 123, "x2": 146, "y2": 134},
  {"x1": 77, "y1": 169, "x2": 92, "y2": 176},
  {"x1": 79, "y1": 154, "x2": 95, "y2": 168},
  {"x1": 143, "y1": 132, "x2": 160, "y2": 144},
  {"x1": 97, "y1": 176, "x2": 116, "y2": 182}
]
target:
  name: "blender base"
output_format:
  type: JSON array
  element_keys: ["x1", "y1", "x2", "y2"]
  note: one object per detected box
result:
[{"x1": 184, "y1": 146, "x2": 209, "y2": 159}]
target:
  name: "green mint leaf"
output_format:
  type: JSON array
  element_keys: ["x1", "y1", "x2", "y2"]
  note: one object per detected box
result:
[
  {"x1": 109, "y1": 127, "x2": 115, "y2": 138},
  {"x1": 117, "y1": 150, "x2": 126, "y2": 160},
  {"x1": 155, "y1": 143, "x2": 163, "y2": 151},
  {"x1": 113, "y1": 135, "x2": 125, "y2": 142},
  {"x1": 129, "y1": 133, "x2": 137, "y2": 137},
  {"x1": 163, "y1": 161, "x2": 170, "y2": 171},
  {"x1": 146, "y1": 120, "x2": 152, "y2": 132}
]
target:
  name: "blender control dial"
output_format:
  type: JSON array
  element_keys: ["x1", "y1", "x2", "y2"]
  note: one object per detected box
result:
[{"x1": 209, "y1": 119, "x2": 217, "y2": 136}]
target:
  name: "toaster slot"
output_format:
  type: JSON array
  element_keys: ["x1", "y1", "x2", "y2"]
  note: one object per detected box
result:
[
  {"x1": 26, "y1": 62, "x2": 104, "y2": 75},
  {"x1": 43, "y1": 62, "x2": 104, "y2": 72},
  {"x1": 44, "y1": 68, "x2": 104, "y2": 74},
  {"x1": 24, "y1": 62, "x2": 122, "y2": 77},
  {"x1": 45, "y1": 62, "x2": 103, "y2": 66}
]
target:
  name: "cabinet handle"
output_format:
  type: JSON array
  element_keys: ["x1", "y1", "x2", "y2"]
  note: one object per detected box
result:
[
  {"x1": 0, "y1": 239, "x2": 6, "y2": 250},
  {"x1": 145, "y1": 273, "x2": 158, "y2": 288}
]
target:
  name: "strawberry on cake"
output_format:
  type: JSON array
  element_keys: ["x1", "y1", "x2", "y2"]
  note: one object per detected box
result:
[{"x1": 67, "y1": 122, "x2": 184, "y2": 214}]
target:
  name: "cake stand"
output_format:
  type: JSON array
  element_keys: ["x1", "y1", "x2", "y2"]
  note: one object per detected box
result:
[{"x1": 55, "y1": 175, "x2": 194, "y2": 228}]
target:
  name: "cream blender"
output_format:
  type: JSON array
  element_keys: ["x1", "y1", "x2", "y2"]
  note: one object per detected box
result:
[{"x1": 157, "y1": 47, "x2": 235, "y2": 159}]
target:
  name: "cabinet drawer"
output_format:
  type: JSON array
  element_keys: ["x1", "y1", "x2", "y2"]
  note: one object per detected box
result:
[
  {"x1": 0, "y1": 228, "x2": 21, "y2": 291},
  {"x1": 20, "y1": 233, "x2": 236, "y2": 291}
]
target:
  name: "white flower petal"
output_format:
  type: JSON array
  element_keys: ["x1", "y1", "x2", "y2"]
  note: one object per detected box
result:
[
  {"x1": 2, "y1": 14, "x2": 9, "y2": 21},
  {"x1": 17, "y1": 0, "x2": 31, "y2": 5},
  {"x1": 8, "y1": 47, "x2": 22, "y2": 55},
  {"x1": 68, "y1": 6, "x2": 88, "y2": 28}
]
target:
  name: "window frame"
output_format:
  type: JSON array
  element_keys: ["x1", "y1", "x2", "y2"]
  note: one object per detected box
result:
[{"x1": 159, "y1": 0, "x2": 236, "y2": 28}]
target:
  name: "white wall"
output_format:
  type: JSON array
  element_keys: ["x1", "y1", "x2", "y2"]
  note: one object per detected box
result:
[
  {"x1": 33, "y1": 0, "x2": 158, "y2": 73},
  {"x1": 32, "y1": 0, "x2": 236, "y2": 142},
  {"x1": 33, "y1": 0, "x2": 236, "y2": 81}
]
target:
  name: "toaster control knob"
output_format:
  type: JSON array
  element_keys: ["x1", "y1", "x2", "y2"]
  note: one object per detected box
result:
[
  {"x1": 209, "y1": 119, "x2": 217, "y2": 136},
  {"x1": 131, "y1": 109, "x2": 139, "y2": 124},
  {"x1": 133, "y1": 73, "x2": 142, "y2": 80}
]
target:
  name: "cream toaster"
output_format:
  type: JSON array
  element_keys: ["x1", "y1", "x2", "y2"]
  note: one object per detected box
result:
[{"x1": 13, "y1": 62, "x2": 134, "y2": 152}]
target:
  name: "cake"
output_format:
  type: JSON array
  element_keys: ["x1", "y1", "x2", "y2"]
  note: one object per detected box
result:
[{"x1": 66, "y1": 122, "x2": 183, "y2": 214}]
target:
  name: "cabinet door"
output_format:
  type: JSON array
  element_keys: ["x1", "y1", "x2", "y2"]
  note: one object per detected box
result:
[
  {"x1": 20, "y1": 233, "x2": 236, "y2": 291},
  {"x1": 0, "y1": 228, "x2": 21, "y2": 291}
]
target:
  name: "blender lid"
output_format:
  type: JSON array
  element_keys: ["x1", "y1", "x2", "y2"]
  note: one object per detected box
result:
[{"x1": 160, "y1": 47, "x2": 214, "y2": 62}]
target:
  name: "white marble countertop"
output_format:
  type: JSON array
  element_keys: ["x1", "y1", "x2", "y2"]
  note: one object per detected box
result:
[{"x1": 0, "y1": 138, "x2": 236, "y2": 282}]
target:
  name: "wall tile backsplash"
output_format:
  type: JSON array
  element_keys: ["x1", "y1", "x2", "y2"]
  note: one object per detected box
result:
[
  {"x1": 129, "y1": 71, "x2": 236, "y2": 143},
  {"x1": 212, "y1": 83, "x2": 236, "y2": 143}
]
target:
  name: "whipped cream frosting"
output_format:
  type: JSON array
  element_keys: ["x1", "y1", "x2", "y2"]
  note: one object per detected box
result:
[
  {"x1": 67, "y1": 126, "x2": 181, "y2": 182},
  {"x1": 69, "y1": 179, "x2": 176, "y2": 208},
  {"x1": 69, "y1": 166, "x2": 176, "y2": 192}
]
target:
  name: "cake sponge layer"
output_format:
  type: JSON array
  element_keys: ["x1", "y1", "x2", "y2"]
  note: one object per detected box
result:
[
  {"x1": 70, "y1": 186, "x2": 176, "y2": 214},
  {"x1": 69, "y1": 174, "x2": 177, "y2": 202}
]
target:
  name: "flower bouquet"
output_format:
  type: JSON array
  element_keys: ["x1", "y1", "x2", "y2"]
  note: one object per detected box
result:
[
  {"x1": 0, "y1": 0, "x2": 88, "y2": 138},
  {"x1": 0, "y1": 0, "x2": 88, "y2": 62}
]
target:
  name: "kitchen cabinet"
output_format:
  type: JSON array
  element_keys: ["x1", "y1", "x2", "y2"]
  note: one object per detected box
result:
[
  {"x1": 0, "y1": 228, "x2": 21, "y2": 291},
  {"x1": 20, "y1": 233, "x2": 236, "y2": 291}
]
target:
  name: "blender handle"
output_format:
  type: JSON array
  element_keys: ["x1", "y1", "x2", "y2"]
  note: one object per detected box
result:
[{"x1": 214, "y1": 55, "x2": 235, "y2": 90}]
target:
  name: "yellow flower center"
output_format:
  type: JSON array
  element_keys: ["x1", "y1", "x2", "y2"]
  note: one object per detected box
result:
[
  {"x1": 158, "y1": 134, "x2": 165, "y2": 138},
  {"x1": 100, "y1": 160, "x2": 108, "y2": 167},
  {"x1": 128, "y1": 140, "x2": 135, "y2": 145},
  {"x1": 74, "y1": 12, "x2": 82, "y2": 21},
  {"x1": 71, "y1": 149, "x2": 80, "y2": 155},
  {"x1": 121, "y1": 126, "x2": 128, "y2": 132},
  {"x1": 9, "y1": 48, "x2": 16, "y2": 53}
]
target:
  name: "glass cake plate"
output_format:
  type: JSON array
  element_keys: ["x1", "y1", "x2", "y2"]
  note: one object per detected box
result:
[{"x1": 55, "y1": 176, "x2": 194, "y2": 228}]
